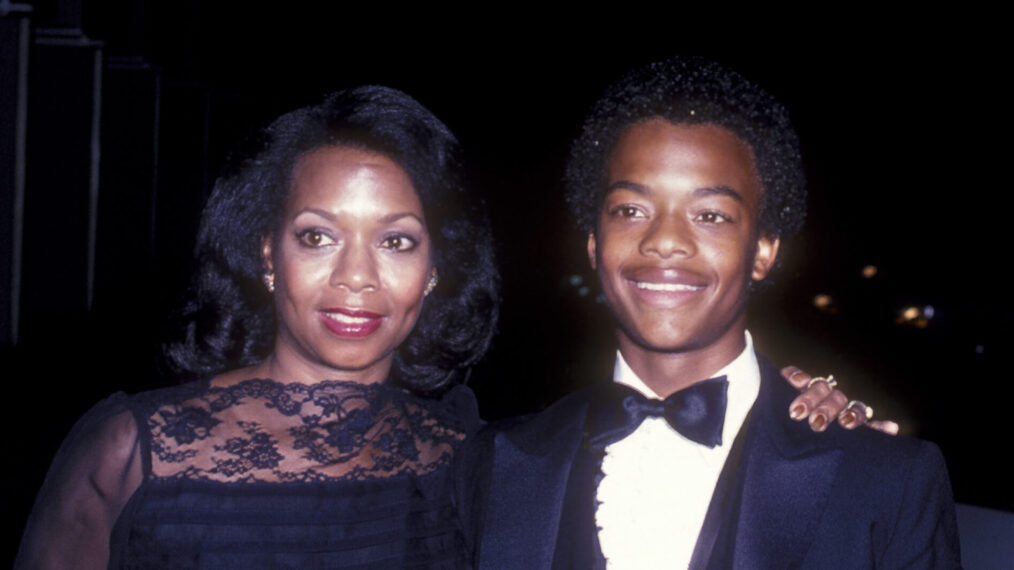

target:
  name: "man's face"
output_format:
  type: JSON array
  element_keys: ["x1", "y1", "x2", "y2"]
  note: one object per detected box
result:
[{"x1": 588, "y1": 119, "x2": 779, "y2": 360}]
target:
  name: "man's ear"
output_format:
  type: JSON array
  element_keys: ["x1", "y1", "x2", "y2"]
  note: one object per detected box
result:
[
  {"x1": 751, "y1": 234, "x2": 780, "y2": 281},
  {"x1": 262, "y1": 236, "x2": 274, "y2": 273},
  {"x1": 587, "y1": 232, "x2": 598, "y2": 270}
]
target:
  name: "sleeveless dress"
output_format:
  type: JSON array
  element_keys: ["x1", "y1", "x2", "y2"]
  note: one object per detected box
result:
[{"x1": 16, "y1": 378, "x2": 478, "y2": 569}]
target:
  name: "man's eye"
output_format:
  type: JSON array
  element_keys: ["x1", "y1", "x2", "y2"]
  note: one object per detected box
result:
[
  {"x1": 611, "y1": 205, "x2": 645, "y2": 219},
  {"x1": 296, "y1": 229, "x2": 334, "y2": 247},
  {"x1": 381, "y1": 234, "x2": 417, "y2": 252},
  {"x1": 696, "y1": 212, "x2": 730, "y2": 224}
]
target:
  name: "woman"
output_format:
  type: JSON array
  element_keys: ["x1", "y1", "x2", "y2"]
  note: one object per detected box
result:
[
  {"x1": 16, "y1": 85, "x2": 874, "y2": 569},
  {"x1": 16, "y1": 86, "x2": 499, "y2": 568}
]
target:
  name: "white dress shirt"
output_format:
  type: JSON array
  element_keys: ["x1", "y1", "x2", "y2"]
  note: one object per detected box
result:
[{"x1": 595, "y1": 332, "x2": 761, "y2": 569}]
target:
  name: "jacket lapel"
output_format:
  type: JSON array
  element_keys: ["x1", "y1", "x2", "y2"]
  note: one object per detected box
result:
[
  {"x1": 709, "y1": 357, "x2": 844, "y2": 568},
  {"x1": 478, "y1": 392, "x2": 591, "y2": 570}
]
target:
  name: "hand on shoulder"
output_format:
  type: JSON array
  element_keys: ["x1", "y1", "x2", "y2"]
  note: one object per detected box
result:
[{"x1": 781, "y1": 365, "x2": 900, "y2": 435}]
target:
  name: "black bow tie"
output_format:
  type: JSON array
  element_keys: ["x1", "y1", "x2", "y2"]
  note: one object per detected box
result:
[{"x1": 586, "y1": 376, "x2": 728, "y2": 450}]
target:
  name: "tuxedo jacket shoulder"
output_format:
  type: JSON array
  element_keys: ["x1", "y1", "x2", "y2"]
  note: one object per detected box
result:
[
  {"x1": 456, "y1": 355, "x2": 960, "y2": 569},
  {"x1": 734, "y1": 359, "x2": 960, "y2": 568},
  {"x1": 455, "y1": 390, "x2": 591, "y2": 568}
]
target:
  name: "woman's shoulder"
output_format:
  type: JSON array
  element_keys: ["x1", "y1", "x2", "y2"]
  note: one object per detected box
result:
[
  {"x1": 127, "y1": 378, "x2": 212, "y2": 410},
  {"x1": 55, "y1": 392, "x2": 142, "y2": 470},
  {"x1": 410, "y1": 382, "x2": 482, "y2": 435},
  {"x1": 51, "y1": 381, "x2": 208, "y2": 466}
]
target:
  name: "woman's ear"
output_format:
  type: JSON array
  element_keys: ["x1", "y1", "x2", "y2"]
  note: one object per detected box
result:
[
  {"x1": 262, "y1": 236, "x2": 274, "y2": 273},
  {"x1": 751, "y1": 235, "x2": 780, "y2": 281},
  {"x1": 587, "y1": 232, "x2": 598, "y2": 270}
]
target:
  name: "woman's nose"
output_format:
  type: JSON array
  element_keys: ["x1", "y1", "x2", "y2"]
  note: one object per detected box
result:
[{"x1": 329, "y1": 239, "x2": 379, "y2": 292}]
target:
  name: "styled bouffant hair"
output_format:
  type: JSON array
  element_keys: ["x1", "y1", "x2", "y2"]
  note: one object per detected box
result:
[
  {"x1": 164, "y1": 86, "x2": 500, "y2": 393},
  {"x1": 565, "y1": 56, "x2": 807, "y2": 239}
]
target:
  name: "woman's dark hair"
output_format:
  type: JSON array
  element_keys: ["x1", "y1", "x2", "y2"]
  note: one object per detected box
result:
[
  {"x1": 164, "y1": 86, "x2": 499, "y2": 393},
  {"x1": 565, "y1": 56, "x2": 807, "y2": 240}
]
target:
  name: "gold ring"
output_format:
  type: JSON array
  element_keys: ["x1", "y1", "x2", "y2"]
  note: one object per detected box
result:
[
  {"x1": 847, "y1": 400, "x2": 874, "y2": 420},
  {"x1": 806, "y1": 375, "x2": 837, "y2": 390}
]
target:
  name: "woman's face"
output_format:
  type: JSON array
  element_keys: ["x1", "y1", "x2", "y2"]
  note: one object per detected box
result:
[{"x1": 264, "y1": 146, "x2": 432, "y2": 384}]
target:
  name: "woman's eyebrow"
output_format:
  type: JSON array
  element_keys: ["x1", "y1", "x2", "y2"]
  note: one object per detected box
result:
[
  {"x1": 293, "y1": 206, "x2": 336, "y2": 220},
  {"x1": 291, "y1": 208, "x2": 422, "y2": 225},
  {"x1": 378, "y1": 212, "x2": 424, "y2": 224}
]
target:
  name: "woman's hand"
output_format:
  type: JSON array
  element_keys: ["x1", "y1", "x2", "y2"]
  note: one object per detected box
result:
[{"x1": 781, "y1": 365, "x2": 899, "y2": 435}]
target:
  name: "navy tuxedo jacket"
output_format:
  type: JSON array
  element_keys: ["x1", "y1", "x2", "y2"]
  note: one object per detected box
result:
[{"x1": 456, "y1": 355, "x2": 960, "y2": 569}]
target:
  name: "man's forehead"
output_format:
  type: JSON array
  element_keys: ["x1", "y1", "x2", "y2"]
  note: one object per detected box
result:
[
  {"x1": 602, "y1": 120, "x2": 763, "y2": 203},
  {"x1": 610, "y1": 119, "x2": 756, "y2": 164}
]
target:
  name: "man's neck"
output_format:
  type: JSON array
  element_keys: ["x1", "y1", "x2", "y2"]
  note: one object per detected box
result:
[{"x1": 617, "y1": 327, "x2": 748, "y2": 398}]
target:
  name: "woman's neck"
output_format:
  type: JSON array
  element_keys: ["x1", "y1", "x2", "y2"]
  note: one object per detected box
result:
[{"x1": 214, "y1": 348, "x2": 391, "y2": 388}]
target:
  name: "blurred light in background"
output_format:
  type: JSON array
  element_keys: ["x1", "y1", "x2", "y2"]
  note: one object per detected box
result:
[
  {"x1": 813, "y1": 293, "x2": 837, "y2": 314},
  {"x1": 897, "y1": 304, "x2": 933, "y2": 328},
  {"x1": 563, "y1": 274, "x2": 592, "y2": 297}
]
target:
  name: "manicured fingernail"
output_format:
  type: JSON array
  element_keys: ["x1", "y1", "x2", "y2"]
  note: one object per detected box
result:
[
  {"x1": 790, "y1": 404, "x2": 806, "y2": 420},
  {"x1": 840, "y1": 412, "x2": 855, "y2": 428},
  {"x1": 811, "y1": 414, "x2": 826, "y2": 431}
]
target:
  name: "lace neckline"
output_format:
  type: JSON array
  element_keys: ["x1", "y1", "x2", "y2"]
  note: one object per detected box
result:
[{"x1": 146, "y1": 377, "x2": 464, "y2": 483}]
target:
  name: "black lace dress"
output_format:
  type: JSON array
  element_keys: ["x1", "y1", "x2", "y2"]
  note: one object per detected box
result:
[{"x1": 16, "y1": 378, "x2": 479, "y2": 569}]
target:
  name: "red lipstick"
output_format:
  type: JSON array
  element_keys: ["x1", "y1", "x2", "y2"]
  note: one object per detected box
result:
[{"x1": 319, "y1": 308, "x2": 384, "y2": 338}]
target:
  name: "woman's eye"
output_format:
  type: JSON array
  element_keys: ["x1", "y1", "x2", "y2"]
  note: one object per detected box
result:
[
  {"x1": 380, "y1": 234, "x2": 418, "y2": 252},
  {"x1": 296, "y1": 229, "x2": 335, "y2": 247}
]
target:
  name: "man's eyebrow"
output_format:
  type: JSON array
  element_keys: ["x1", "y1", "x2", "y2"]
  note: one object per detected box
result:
[
  {"x1": 604, "y1": 182, "x2": 744, "y2": 203},
  {"x1": 605, "y1": 180, "x2": 650, "y2": 194},
  {"x1": 693, "y1": 185, "x2": 744, "y2": 202}
]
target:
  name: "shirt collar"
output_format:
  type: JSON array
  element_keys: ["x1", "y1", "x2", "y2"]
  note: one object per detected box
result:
[{"x1": 612, "y1": 331, "x2": 761, "y2": 445}]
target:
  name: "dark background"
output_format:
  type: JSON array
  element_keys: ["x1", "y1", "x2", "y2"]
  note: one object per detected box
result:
[{"x1": 2, "y1": 2, "x2": 1007, "y2": 563}]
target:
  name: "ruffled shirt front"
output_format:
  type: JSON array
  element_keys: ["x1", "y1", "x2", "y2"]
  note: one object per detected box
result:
[{"x1": 595, "y1": 333, "x2": 761, "y2": 569}]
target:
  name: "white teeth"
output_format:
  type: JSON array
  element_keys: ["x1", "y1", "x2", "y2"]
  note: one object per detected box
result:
[
  {"x1": 323, "y1": 312, "x2": 373, "y2": 324},
  {"x1": 634, "y1": 282, "x2": 704, "y2": 292}
]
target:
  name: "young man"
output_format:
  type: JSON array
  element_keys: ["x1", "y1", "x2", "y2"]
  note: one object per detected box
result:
[{"x1": 458, "y1": 57, "x2": 959, "y2": 568}]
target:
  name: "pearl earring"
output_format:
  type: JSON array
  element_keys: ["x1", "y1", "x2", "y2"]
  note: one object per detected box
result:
[{"x1": 424, "y1": 269, "x2": 438, "y2": 296}]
